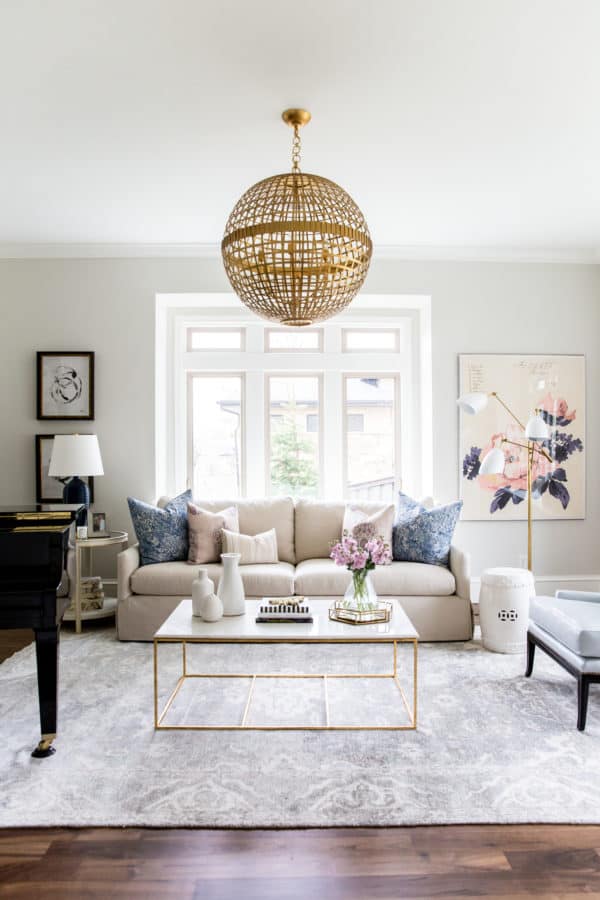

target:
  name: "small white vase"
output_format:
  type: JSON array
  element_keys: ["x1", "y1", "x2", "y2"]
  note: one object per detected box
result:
[
  {"x1": 218, "y1": 552, "x2": 245, "y2": 616},
  {"x1": 200, "y1": 591, "x2": 223, "y2": 622},
  {"x1": 191, "y1": 568, "x2": 215, "y2": 618}
]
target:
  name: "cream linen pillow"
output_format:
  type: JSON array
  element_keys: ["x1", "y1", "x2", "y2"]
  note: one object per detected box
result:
[
  {"x1": 342, "y1": 504, "x2": 394, "y2": 548},
  {"x1": 222, "y1": 528, "x2": 279, "y2": 565},
  {"x1": 187, "y1": 503, "x2": 239, "y2": 564}
]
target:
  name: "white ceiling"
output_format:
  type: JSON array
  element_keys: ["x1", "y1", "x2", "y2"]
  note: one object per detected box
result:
[{"x1": 2, "y1": 0, "x2": 600, "y2": 257}]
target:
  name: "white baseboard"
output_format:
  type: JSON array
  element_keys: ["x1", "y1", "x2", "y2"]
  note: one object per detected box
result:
[{"x1": 470, "y1": 574, "x2": 600, "y2": 604}]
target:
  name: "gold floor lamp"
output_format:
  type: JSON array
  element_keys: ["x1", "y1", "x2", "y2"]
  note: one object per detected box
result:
[{"x1": 457, "y1": 391, "x2": 552, "y2": 571}]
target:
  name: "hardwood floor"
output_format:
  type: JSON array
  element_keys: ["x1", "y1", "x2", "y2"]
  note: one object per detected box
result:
[{"x1": 1, "y1": 630, "x2": 599, "y2": 899}]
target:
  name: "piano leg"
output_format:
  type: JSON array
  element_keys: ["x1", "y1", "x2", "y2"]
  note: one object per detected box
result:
[{"x1": 31, "y1": 627, "x2": 59, "y2": 758}]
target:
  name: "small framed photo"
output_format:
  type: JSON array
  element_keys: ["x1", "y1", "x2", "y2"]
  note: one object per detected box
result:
[
  {"x1": 37, "y1": 351, "x2": 95, "y2": 420},
  {"x1": 90, "y1": 512, "x2": 108, "y2": 537},
  {"x1": 35, "y1": 434, "x2": 95, "y2": 504}
]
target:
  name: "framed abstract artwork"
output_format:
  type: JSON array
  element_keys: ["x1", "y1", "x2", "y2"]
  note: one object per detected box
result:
[
  {"x1": 35, "y1": 435, "x2": 95, "y2": 504},
  {"x1": 37, "y1": 351, "x2": 94, "y2": 420},
  {"x1": 459, "y1": 354, "x2": 585, "y2": 521}
]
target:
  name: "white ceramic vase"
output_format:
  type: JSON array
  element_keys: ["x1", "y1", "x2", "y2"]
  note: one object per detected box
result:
[
  {"x1": 191, "y1": 568, "x2": 216, "y2": 618},
  {"x1": 218, "y1": 552, "x2": 245, "y2": 616}
]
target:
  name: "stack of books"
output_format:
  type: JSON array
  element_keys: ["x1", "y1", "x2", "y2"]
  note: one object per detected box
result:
[{"x1": 79, "y1": 576, "x2": 105, "y2": 611}]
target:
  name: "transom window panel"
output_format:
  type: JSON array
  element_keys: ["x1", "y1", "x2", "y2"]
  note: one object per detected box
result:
[
  {"x1": 188, "y1": 375, "x2": 244, "y2": 498},
  {"x1": 267, "y1": 375, "x2": 321, "y2": 498},
  {"x1": 342, "y1": 329, "x2": 400, "y2": 352},
  {"x1": 344, "y1": 376, "x2": 397, "y2": 503},
  {"x1": 187, "y1": 328, "x2": 245, "y2": 351},
  {"x1": 265, "y1": 329, "x2": 323, "y2": 352}
]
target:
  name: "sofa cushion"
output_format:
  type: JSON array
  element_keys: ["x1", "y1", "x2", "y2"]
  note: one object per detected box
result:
[
  {"x1": 187, "y1": 503, "x2": 239, "y2": 564},
  {"x1": 127, "y1": 490, "x2": 192, "y2": 566},
  {"x1": 222, "y1": 528, "x2": 279, "y2": 564},
  {"x1": 131, "y1": 561, "x2": 295, "y2": 597},
  {"x1": 294, "y1": 558, "x2": 456, "y2": 597},
  {"x1": 342, "y1": 503, "x2": 394, "y2": 547},
  {"x1": 530, "y1": 595, "x2": 600, "y2": 658},
  {"x1": 295, "y1": 500, "x2": 393, "y2": 562},
  {"x1": 191, "y1": 497, "x2": 295, "y2": 564},
  {"x1": 393, "y1": 497, "x2": 462, "y2": 567}
]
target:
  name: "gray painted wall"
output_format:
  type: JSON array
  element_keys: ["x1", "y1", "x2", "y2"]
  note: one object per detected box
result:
[{"x1": 0, "y1": 256, "x2": 597, "y2": 576}]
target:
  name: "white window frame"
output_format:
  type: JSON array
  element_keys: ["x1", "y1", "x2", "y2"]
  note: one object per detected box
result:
[
  {"x1": 342, "y1": 372, "x2": 402, "y2": 500},
  {"x1": 341, "y1": 327, "x2": 401, "y2": 354},
  {"x1": 264, "y1": 372, "x2": 324, "y2": 497},
  {"x1": 186, "y1": 326, "x2": 246, "y2": 352},
  {"x1": 186, "y1": 371, "x2": 247, "y2": 497},
  {"x1": 264, "y1": 327, "x2": 324, "y2": 353},
  {"x1": 155, "y1": 293, "x2": 432, "y2": 501}
]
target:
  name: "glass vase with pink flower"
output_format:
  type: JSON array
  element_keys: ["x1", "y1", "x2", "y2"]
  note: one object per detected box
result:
[{"x1": 330, "y1": 521, "x2": 392, "y2": 612}]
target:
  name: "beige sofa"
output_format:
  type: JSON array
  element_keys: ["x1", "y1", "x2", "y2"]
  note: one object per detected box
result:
[{"x1": 117, "y1": 497, "x2": 472, "y2": 641}]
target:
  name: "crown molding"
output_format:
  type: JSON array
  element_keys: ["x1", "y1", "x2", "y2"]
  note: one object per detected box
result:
[
  {"x1": 373, "y1": 244, "x2": 600, "y2": 264},
  {"x1": 0, "y1": 242, "x2": 221, "y2": 259},
  {"x1": 0, "y1": 241, "x2": 598, "y2": 264}
]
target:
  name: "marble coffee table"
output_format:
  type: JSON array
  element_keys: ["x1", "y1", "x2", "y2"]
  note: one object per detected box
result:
[{"x1": 153, "y1": 598, "x2": 418, "y2": 731}]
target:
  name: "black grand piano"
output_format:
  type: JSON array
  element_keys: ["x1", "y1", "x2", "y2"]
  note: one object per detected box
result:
[{"x1": 0, "y1": 504, "x2": 83, "y2": 757}]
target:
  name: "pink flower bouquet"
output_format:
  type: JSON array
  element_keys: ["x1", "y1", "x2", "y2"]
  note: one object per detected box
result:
[{"x1": 330, "y1": 525, "x2": 391, "y2": 608}]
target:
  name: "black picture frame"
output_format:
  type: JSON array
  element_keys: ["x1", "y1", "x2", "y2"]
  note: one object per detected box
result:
[
  {"x1": 37, "y1": 351, "x2": 95, "y2": 420},
  {"x1": 35, "y1": 434, "x2": 95, "y2": 504}
]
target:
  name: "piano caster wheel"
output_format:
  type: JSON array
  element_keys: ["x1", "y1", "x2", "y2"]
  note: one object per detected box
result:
[{"x1": 31, "y1": 738, "x2": 56, "y2": 759}]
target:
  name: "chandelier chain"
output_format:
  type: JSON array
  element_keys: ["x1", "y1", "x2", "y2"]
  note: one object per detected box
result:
[{"x1": 291, "y1": 125, "x2": 301, "y2": 173}]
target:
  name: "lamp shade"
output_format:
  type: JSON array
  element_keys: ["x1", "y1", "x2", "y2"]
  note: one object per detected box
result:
[
  {"x1": 48, "y1": 434, "x2": 104, "y2": 477},
  {"x1": 457, "y1": 392, "x2": 488, "y2": 415},
  {"x1": 525, "y1": 413, "x2": 550, "y2": 442},
  {"x1": 479, "y1": 447, "x2": 505, "y2": 476}
]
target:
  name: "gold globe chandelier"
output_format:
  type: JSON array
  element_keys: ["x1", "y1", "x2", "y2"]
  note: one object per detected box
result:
[{"x1": 221, "y1": 109, "x2": 372, "y2": 326}]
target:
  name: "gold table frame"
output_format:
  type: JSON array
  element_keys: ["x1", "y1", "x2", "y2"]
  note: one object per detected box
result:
[{"x1": 153, "y1": 637, "x2": 418, "y2": 731}]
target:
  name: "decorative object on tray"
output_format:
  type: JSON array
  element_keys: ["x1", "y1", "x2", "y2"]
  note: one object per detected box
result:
[
  {"x1": 48, "y1": 433, "x2": 104, "y2": 508},
  {"x1": 330, "y1": 523, "x2": 392, "y2": 623},
  {"x1": 36, "y1": 434, "x2": 95, "y2": 505},
  {"x1": 191, "y1": 568, "x2": 222, "y2": 621},
  {"x1": 256, "y1": 601, "x2": 313, "y2": 623},
  {"x1": 218, "y1": 552, "x2": 245, "y2": 616},
  {"x1": 90, "y1": 511, "x2": 109, "y2": 537},
  {"x1": 329, "y1": 597, "x2": 393, "y2": 626},
  {"x1": 37, "y1": 351, "x2": 95, "y2": 420},
  {"x1": 458, "y1": 354, "x2": 585, "y2": 524}
]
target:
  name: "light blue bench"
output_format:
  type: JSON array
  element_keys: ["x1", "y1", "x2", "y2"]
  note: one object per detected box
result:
[{"x1": 526, "y1": 591, "x2": 600, "y2": 731}]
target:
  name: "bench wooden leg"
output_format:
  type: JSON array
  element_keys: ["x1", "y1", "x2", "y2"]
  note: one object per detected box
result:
[
  {"x1": 525, "y1": 632, "x2": 536, "y2": 677},
  {"x1": 577, "y1": 676, "x2": 590, "y2": 732}
]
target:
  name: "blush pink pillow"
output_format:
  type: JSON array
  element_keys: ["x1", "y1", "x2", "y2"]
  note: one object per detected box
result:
[{"x1": 187, "y1": 503, "x2": 239, "y2": 564}]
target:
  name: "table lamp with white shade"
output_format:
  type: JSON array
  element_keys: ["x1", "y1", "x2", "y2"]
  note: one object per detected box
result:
[
  {"x1": 457, "y1": 391, "x2": 551, "y2": 571},
  {"x1": 48, "y1": 434, "x2": 104, "y2": 508}
]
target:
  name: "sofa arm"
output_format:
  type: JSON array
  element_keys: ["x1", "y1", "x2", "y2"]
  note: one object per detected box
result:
[
  {"x1": 118, "y1": 544, "x2": 140, "y2": 602},
  {"x1": 450, "y1": 545, "x2": 471, "y2": 602}
]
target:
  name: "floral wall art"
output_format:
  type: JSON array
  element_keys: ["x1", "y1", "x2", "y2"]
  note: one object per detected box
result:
[{"x1": 459, "y1": 354, "x2": 585, "y2": 520}]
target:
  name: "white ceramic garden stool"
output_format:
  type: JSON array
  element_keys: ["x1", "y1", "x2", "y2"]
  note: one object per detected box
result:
[{"x1": 479, "y1": 567, "x2": 535, "y2": 653}]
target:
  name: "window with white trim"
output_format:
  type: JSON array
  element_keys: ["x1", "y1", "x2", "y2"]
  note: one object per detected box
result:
[{"x1": 156, "y1": 294, "x2": 432, "y2": 502}]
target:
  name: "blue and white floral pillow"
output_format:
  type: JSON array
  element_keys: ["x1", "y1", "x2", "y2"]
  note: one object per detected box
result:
[
  {"x1": 392, "y1": 493, "x2": 462, "y2": 567},
  {"x1": 127, "y1": 490, "x2": 192, "y2": 566}
]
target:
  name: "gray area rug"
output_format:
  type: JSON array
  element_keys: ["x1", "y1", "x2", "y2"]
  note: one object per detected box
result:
[{"x1": 0, "y1": 628, "x2": 598, "y2": 827}]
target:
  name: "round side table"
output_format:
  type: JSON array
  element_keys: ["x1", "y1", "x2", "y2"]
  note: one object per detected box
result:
[
  {"x1": 479, "y1": 567, "x2": 535, "y2": 654},
  {"x1": 67, "y1": 530, "x2": 128, "y2": 633}
]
